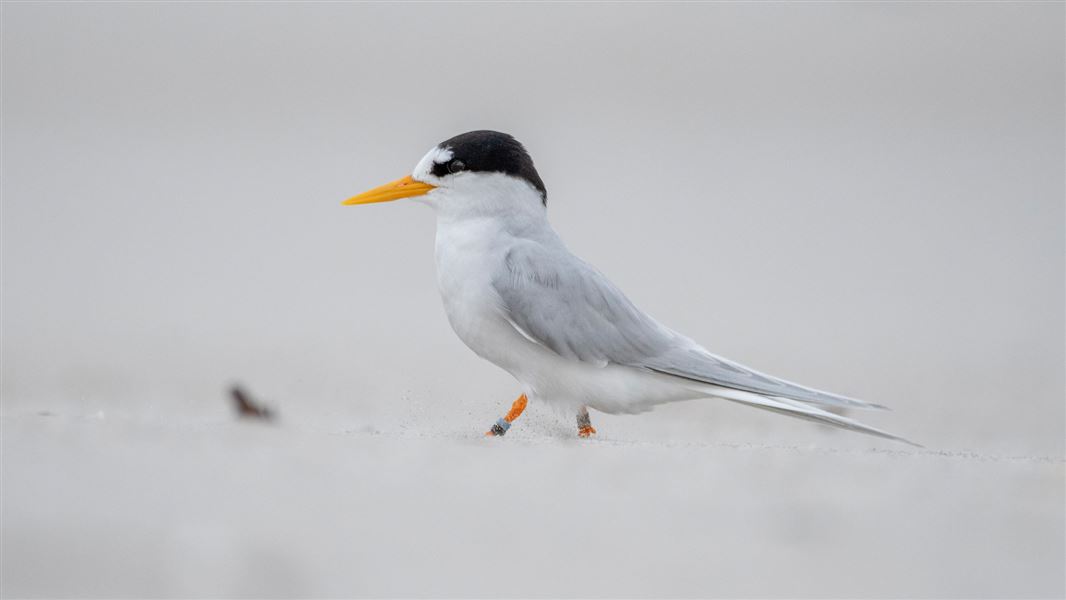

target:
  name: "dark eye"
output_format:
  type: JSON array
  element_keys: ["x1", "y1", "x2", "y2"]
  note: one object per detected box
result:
[{"x1": 448, "y1": 160, "x2": 466, "y2": 174}]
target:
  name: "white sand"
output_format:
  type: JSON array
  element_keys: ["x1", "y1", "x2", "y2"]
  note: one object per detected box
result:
[{"x1": 3, "y1": 399, "x2": 1062, "y2": 598}]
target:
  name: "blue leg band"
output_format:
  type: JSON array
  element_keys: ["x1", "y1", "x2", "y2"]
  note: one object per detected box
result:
[{"x1": 489, "y1": 418, "x2": 511, "y2": 436}]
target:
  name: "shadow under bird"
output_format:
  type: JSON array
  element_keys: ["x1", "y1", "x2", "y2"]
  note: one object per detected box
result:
[{"x1": 343, "y1": 130, "x2": 915, "y2": 445}]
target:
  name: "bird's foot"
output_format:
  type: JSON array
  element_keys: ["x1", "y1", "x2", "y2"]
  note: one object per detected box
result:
[
  {"x1": 576, "y1": 407, "x2": 596, "y2": 438},
  {"x1": 485, "y1": 418, "x2": 510, "y2": 437},
  {"x1": 485, "y1": 394, "x2": 528, "y2": 437}
]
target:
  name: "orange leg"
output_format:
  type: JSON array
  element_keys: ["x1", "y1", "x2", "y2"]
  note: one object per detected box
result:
[
  {"x1": 485, "y1": 394, "x2": 528, "y2": 436},
  {"x1": 577, "y1": 406, "x2": 597, "y2": 438}
]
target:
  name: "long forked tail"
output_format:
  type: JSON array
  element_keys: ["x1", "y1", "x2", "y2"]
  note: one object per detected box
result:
[
  {"x1": 694, "y1": 383, "x2": 921, "y2": 447},
  {"x1": 645, "y1": 348, "x2": 890, "y2": 412}
]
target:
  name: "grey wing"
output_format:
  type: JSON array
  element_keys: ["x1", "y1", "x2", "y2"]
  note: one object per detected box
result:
[
  {"x1": 492, "y1": 242, "x2": 679, "y2": 366},
  {"x1": 492, "y1": 242, "x2": 885, "y2": 411}
]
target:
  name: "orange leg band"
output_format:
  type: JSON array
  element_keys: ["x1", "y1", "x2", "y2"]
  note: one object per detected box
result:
[
  {"x1": 577, "y1": 407, "x2": 596, "y2": 438},
  {"x1": 486, "y1": 394, "x2": 529, "y2": 436},
  {"x1": 504, "y1": 394, "x2": 528, "y2": 423}
]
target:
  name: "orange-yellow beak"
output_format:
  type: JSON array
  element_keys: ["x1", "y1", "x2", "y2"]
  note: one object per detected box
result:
[{"x1": 342, "y1": 175, "x2": 436, "y2": 206}]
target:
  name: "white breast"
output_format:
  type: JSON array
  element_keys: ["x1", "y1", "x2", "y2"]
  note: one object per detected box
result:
[{"x1": 434, "y1": 217, "x2": 531, "y2": 370}]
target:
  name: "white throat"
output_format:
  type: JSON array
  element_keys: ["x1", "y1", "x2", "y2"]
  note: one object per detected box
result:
[{"x1": 426, "y1": 173, "x2": 545, "y2": 223}]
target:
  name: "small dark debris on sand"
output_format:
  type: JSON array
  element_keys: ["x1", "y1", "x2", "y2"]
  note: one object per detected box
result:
[{"x1": 230, "y1": 385, "x2": 276, "y2": 422}]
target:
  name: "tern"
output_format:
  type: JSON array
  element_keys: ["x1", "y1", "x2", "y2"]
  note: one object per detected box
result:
[{"x1": 344, "y1": 130, "x2": 914, "y2": 445}]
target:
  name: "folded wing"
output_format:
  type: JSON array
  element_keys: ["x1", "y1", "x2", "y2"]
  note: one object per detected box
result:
[{"x1": 493, "y1": 241, "x2": 888, "y2": 413}]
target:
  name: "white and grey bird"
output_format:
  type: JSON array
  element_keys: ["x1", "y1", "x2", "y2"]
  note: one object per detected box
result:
[{"x1": 344, "y1": 130, "x2": 914, "y2": 445}]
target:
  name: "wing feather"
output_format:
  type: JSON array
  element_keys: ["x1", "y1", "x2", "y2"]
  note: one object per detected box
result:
[{"x1": 492, "y1": 242, "x2": 886, "y2": 411}]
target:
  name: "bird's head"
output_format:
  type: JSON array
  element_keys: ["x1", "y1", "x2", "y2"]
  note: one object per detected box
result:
[{"x1": 343, "y1": 130, "x2": 547, "y2": 214}]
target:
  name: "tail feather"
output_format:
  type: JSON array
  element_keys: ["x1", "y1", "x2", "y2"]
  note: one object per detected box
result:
[
  {"x1": 645, "y1": 349, "x2": 890, "y2": 412},
  {"x1": 691, "y1": 383, "x2": 921, "y2": 447}
]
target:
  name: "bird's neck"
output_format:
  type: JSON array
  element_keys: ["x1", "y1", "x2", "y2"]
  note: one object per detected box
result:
[{"x1": 430, "y1": 176, "x2": 551, "y2": 238}]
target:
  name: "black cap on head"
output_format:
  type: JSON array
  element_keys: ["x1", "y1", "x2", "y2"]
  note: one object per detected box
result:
[{"x1": 430, "y1": 130, "x2": 547, "y2": 205}]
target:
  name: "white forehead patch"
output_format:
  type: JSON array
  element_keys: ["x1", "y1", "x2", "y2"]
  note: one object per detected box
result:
[
  {"x1": 433, "y1": 146, "x2": 454, "y2": 163},
  {"x1": 411, "y1": 145, "x2": 454, "y2": 183}
]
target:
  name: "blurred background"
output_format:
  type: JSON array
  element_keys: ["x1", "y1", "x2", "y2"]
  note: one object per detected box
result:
[
  {"x1": 2, "y1": 2, "x2": 1063, "y2": 598},
  {"x1": 4, "y1": 1, "x2": 1063, "y2": 454}
]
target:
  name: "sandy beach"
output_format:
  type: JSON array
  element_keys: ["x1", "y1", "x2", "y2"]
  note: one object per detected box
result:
[{"x1": 3, "y1": 397, "x2": 1063, "y2": 598}]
